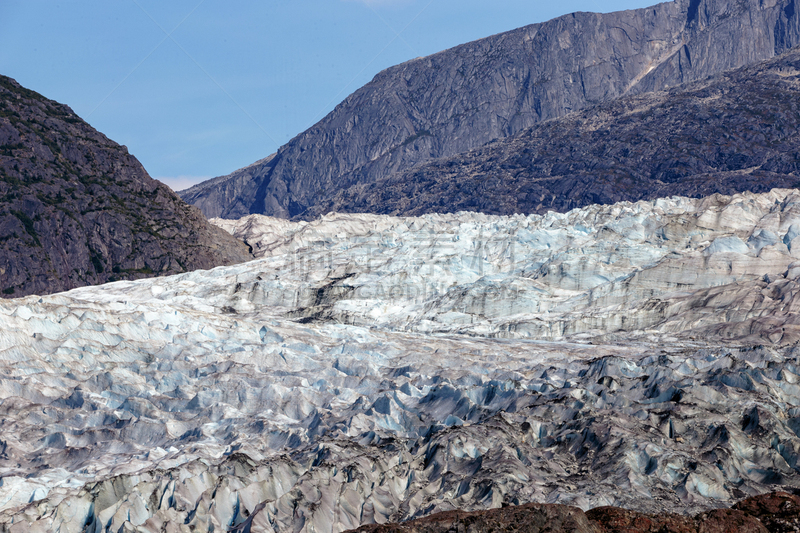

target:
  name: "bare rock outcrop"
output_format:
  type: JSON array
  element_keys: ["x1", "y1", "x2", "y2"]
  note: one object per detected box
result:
[
  {"x1": 350, "y1": 493, "x2": 800, "y2": 533},
  {"x1": 181, "y1": 0, "x2": 800, "y2": 220},
  {"x1": 306, "y1": 45, "x2": 800, "y2": 219},
  {"x1": 732, "y1": 492, "x2": 800, "y2": 532},
  {"x1": 350, "y1": 504, "x2": 603, "y2": 533},
  {"x1": 0, "y1": 75, "x2": 252, "y2": 297}
]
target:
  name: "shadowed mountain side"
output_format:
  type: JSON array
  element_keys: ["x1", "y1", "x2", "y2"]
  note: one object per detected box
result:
[
  {"x1": 181, "y1": 153, "x2": 276, "y2": 221},
  {"x1": 181, "y1": 0, "x2": 800, "y2": 220},
  {"x1": 304, "y1": 46, "x2": 800, "y2": 219},
  {"x1": 0, "y1": 76, "x2": 252, "y2": 298}
]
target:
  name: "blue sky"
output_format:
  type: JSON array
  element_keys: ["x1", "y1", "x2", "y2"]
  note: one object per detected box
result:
[{"x1": 0, "y1": 0, "x2": 656, "y2": 190}]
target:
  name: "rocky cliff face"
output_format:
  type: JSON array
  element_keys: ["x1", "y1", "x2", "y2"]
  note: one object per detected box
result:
[
  {"x1": 180, "y1": 0, "x2": 800, "y2": 220},
  {"x1": 306, "y1": 45, "x2": 800, "y2": 218},
  {"x1": 0, "y1": 76, "x2": 252, "y2": 297}
]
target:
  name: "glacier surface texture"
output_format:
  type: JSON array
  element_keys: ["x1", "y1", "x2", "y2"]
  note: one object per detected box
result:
[{"x1": 2, "y1": 190, "x2": 800, "y2": 531}]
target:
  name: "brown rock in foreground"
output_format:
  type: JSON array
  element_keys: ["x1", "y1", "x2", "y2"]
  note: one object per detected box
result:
[
  {"x1": 732, "y1": 492, "x2": 800, "y2": 532},
  {"x1": 586, "y1": 506, "x2": 698, "y2": 533},
  {"x1": 0, "y1": 75, "x2": 252, "y2": 297},
  {"x1": 351, "y1": 503, "x2": 602, "y2": 533},
  {"x1": 350, "y1": 492, "x2": 800, "y2": 533}
]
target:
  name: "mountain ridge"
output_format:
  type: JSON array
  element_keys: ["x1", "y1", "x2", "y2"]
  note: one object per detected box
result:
[
  {"x1": 180, "y1": 0, "x2": 800, "y2": 220},
  {"x1": 302, "y1": 44, "x2": 800, "y2": 218},
  {"x1": 0, "y1": 75, "x2": 252, "y2": 297}
]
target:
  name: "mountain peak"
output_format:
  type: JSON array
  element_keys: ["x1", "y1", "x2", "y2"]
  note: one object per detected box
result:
[
  {"x1": 180, "y1": 0, "x2": 800, "y2": 221},
  {"x1": 0, "y1": 75, "x2": 252, "y2": 297}
]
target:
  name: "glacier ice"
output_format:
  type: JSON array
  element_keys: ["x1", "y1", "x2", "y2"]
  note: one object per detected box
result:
[
  {"x1": 214, "y1": 188, "x2": 800, "y2": 343},
  {"x1": 2, "y1": 189, "x2": 800, "y2": 531}
]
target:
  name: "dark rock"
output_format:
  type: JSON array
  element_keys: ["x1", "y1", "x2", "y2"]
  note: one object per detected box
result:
[
  {"x1": 181, "y1": 0, "x2": 800, "y2": 220},
  {"x1": 307, "y1": 45, "x2": 800, "y2": 218},
  {"x1": 732, "y1": 492, "x2": 800, "y2": 532},
  {"x1": 347, "y1": 492, "x2": 800, "y2": 533},
  {"x1": 695, "y1": 509, "x2": 768, "y2": 533},
  {"x1": 349, "y1": 503, "x2": 601, "y2": 533},
  {"x1": 182, "y1": 153, "x2": 276, "y2": 221},
  {"x1": 588, "y1": 507, "x2": 769, "y2": 533},
  {"x1": 0, "y1": 75, "x2": 252, "y2": 298},
  {"x1": 587, "y1": 506, "x2": 698, "y2": 533}
]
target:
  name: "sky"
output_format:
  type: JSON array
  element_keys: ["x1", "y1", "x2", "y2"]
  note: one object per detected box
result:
[{"x1": 0, "y1": 0, "x2": 657, "y2": 191}]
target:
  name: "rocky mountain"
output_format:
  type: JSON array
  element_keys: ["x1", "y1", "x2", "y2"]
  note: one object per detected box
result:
[
  {"x1": 305, "y1": 45, "x2": 800, "y2": 218},
  {"x1": 180, "y1": 0, "x2": 800, "y2": 220},
  {"x1": 0, "y1": 75, "x2": 252, "y2": 298},
  {"x1": 4, "y1": 189, "x2": 800, "y2": 531}
]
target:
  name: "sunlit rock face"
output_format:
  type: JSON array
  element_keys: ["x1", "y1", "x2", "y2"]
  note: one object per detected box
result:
[
  {"x1": 180, "y1": 0, "x2": 800, "y2": 221},
  {"x1": 2, "y1": 190, "x2": 800, "y2": 532}
]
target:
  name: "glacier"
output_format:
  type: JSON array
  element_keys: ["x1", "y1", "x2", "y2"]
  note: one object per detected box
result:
[{"x1": 1, "y1": 189, "x2": 800, "y2": 531}]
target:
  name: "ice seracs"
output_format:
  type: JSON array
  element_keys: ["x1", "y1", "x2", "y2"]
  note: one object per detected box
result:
[
  {"x1": 213, "y1": 188, "x2": 800, "y2": 344},
  {"x1": 2, "y1": 189, "x2": 800, "y2": 532}
]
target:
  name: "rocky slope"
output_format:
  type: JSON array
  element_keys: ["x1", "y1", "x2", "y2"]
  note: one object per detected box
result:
[
  {"x1": 0, "y1": 76, "x2": 252, "y2": 297},
  {"x1": 349, "y1": 492, "x2": 800, "y2": 533},
  {"x1": 3, "y1": 190, "x2": 800, "y2": 531},
  {"x1": 305, "y1": 44, "x2": 800, "y2": 219},
  {"x1": 180, "y1": 0, "x2": 800, "y2": 220}
]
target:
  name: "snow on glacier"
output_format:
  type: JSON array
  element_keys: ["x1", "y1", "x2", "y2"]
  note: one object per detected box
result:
[{"x1": 2, "y1": 190, "x2": 800, "y2": 531}]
